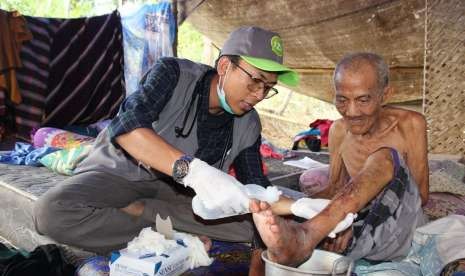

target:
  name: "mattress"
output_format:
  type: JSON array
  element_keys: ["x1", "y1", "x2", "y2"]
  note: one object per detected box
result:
[
  {"x1": 0, "y1": 163, "x2": 92, "y2": 262},
  {"x1": 0, "y1": 151, "x2": 326, "y2": 254}
]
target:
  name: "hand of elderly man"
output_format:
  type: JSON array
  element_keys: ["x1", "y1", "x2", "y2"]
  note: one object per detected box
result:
[
  {"x1": 290, "y1": 197, "x2": 357, "y2": 238},
  {"x1": 182, "y1": 158, "x2": 250, "y2": 214},
  {"x1": 322, "y1": 227, "x2": 353, "y2": 253}
]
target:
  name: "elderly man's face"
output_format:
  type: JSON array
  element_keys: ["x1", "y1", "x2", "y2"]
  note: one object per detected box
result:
[{"x1": 334, "y1": 65, "x2": 385, "y2": 135}]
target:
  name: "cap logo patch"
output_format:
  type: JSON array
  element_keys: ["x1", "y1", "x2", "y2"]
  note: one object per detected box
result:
[{"x1": 270, "y1": 36, "x2": 283, "y2": 57}]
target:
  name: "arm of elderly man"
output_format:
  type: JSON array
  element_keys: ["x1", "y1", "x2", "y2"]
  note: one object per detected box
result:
[
  {"x1": 250, "y1": 143, "x2": 395, "y2": 265},
  {"x1": 309, "y1": 112, "x2": 428, "y2": 204}
]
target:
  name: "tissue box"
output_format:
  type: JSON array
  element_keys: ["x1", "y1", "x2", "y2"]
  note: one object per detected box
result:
[{"x1": 109, "y1": 241, "x2": 190, "y2": 276}]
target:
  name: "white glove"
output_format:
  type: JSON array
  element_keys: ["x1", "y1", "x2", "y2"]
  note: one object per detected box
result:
[
  {"x1": 192, "y1": 184, "x2": 282, "y2": 220},
  {"x1": 290, "y1": 198, "x2": 357, "y2": 238},
  {"x1": 183, "y1": 158, "x2": 250, "y2": 215}
]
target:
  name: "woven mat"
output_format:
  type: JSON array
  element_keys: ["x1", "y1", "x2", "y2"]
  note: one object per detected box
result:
[
  {"x1": 184, "y1": 241, "x2": 251, "y2": 276},
  {"x1": 423, "y1": 192, "x2": 465, "y2": 220}
]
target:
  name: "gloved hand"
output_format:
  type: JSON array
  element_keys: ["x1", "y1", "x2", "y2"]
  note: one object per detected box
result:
[
  {"x1": 182, "y1": 158, "x2": 250, "y2": 215},
  {"x1": 290, "y1": 198, "x2": 357, "y2": 238},
  {"x1": 192, "y1": 184, "x2": 282, "y2": 220}
]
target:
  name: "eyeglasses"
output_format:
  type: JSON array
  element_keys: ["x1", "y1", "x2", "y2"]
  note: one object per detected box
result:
[{"x1": 232, "y1": 61, "x2": 279, "y2": 99}]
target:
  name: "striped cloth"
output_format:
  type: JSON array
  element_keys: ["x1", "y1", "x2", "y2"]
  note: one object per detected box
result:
[
  {"x1": 13, "y1": 11, "x2": 124, "y2": 140},
  {"x1": 0, "y1": 87, "x2": 5, "y2": 118},
  {"x1": 14, "y1": 16, "x2": 57, "y2": 140},
  {"x1": 44, "y1": 10, "x2": 125, "y2": 127}
]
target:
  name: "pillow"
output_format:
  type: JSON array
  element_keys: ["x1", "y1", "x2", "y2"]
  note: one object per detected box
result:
[
  {"x1": 40, "y1": 144, "x2": 93, "y2": 175},
  {"x1": 33, "y1": 127, "x2": 95, "y2": 149}
]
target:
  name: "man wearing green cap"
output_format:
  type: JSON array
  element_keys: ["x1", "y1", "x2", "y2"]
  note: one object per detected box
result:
[{"x1": 33, "y1": 26, "x2": 298, "y2": 254}]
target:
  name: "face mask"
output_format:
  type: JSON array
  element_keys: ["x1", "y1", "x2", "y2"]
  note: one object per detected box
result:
[{"x1": 217, "y1": 62, "x2": 235, "y2": 115}]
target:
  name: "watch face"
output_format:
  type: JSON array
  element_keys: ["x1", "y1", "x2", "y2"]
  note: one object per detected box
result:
[{"x1": 173, "y1": 159, "x2": 189, "y2": 183}]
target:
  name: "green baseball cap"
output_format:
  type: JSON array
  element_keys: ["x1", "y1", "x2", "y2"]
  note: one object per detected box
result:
[{"x1": 220, "y1": 26, "x2": 299, "y2": 87}]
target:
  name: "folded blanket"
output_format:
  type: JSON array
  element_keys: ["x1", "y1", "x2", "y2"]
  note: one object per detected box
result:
[{"x1": 0, "y1": 142, "x2": 59, "y2": 166}]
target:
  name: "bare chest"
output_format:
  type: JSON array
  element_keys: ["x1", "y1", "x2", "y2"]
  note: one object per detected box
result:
[{"x1": 339, "y1": 131, "x2": 405, "y2": 178}]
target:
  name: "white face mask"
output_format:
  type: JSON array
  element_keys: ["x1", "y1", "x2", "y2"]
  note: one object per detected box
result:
[{"x1": 217, "y1": 62, "x2": 235, "y2": 115}]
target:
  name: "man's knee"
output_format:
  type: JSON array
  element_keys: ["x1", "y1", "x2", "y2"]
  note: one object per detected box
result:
[
  {"x1": 299, "y1": 166, "x2": 329, "y2": 196},
  {"x1": 33, "y1": 195, "x2": 72, "y2": 241}
]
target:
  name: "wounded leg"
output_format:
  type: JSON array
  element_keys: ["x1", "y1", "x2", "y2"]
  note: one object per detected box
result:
[{"x1": 252, "y1": 206, "x2": 316, "y2": 266}]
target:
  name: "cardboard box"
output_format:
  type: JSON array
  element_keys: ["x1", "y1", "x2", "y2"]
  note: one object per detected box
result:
[{"x1": 109, "y1": 241, "x2": 191, "y2": 276}]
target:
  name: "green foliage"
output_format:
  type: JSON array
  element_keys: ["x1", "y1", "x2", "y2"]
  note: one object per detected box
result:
[
  {"x1": 177, "y1": 22, "x2": 204, "y2": 62},
  {"x1": 68, "y1": 0, "x2": 94, "y2": 18},
  {"x1": 0, "y1": 0, "x2": 35, "y2": 15},
  {"x1": 0, "y1": 0, "x2": 204, "y2": 60},
  {"x1": 0, "y1": 0, "x2": 94, "y2": 18}
]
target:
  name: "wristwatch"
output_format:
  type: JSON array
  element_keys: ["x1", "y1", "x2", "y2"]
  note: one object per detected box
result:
[{"x1": 172, "y1": 154, "x2": 194, "y2": 184}]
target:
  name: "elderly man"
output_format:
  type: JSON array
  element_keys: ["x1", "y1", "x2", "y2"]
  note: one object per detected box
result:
[
  {"x1": 33, "y1": 26, "x2": 298, "y2": 254},
  {"x1": 251, "y1": 52, "x2": 429, "y2": 266}
]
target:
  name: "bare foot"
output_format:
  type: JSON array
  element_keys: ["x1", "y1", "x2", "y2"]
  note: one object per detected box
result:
[
  {"x1": 120, "y1": 201, "x2": 145, "y2": 217},
  {"x1": 198, "y1": 235, "x2": 212, "y2": 252},
  {"x1": 252, "y1": 203, "x2": 315, "y2": 266}
]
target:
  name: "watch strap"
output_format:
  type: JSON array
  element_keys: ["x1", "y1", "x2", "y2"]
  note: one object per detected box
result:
[
  {"x1": 172, "y1": 154, "x2": 194, "y2": 184},
  {"x1": 180, "y1": 154, "x2": 194, "y2": 163}
]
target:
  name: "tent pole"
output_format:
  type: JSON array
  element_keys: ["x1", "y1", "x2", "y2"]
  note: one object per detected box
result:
[{"x1": 172, "y1": 0, "x2": 178, "y2": 57}]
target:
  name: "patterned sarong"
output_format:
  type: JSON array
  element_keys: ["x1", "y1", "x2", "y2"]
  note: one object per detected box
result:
[{"x1": 346, "y1": 148, "x2": 427, "y2": 261}]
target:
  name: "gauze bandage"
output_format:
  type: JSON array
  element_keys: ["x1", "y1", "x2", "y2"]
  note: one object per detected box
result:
[
  {"x1": 173, "y1": 232, "x2": 213, "y2": 269},
  {"x1": 290, "y1": 198, "x2": 357, "y2": 238},
  {"x1": 127, "y1": 227, "x2": 212, "y2": 269},
  {"x1": 192, "y1": 184, "x2": 282, "y2": 220}
]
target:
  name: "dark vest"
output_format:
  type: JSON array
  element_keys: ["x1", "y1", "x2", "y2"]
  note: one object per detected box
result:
[{"x1": 76, "y1": 59, "x2": 261, "y2": 181}]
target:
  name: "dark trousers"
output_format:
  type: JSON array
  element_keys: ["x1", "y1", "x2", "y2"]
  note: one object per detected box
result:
[{"x1": 33, "y1": 171, "x2": 253, "y2": 254}]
